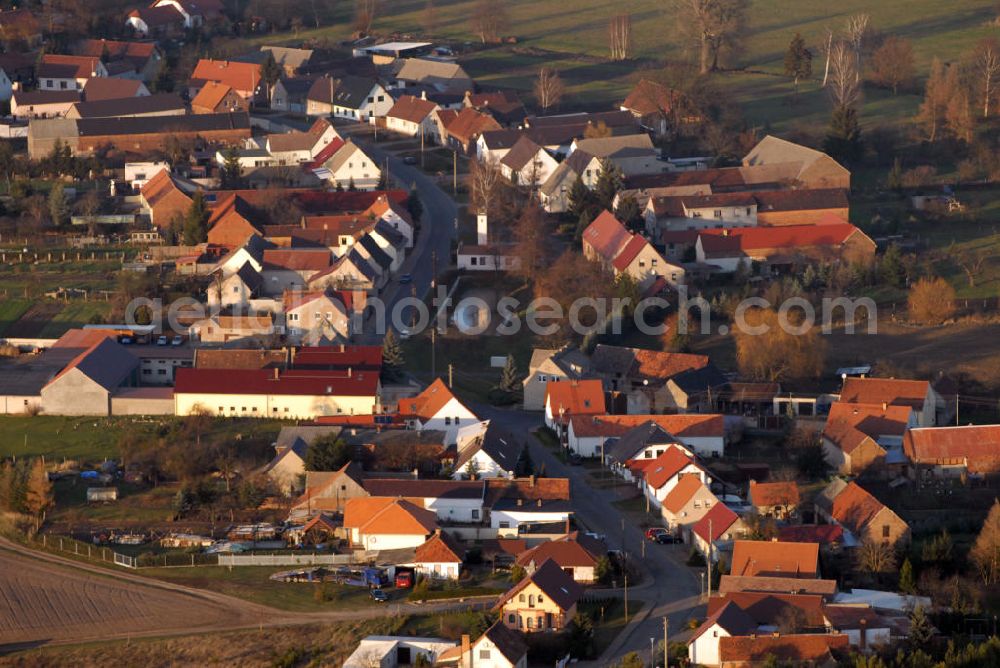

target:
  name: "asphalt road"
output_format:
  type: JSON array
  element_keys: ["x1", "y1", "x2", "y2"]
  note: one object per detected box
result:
[
  {"x1": 474, "y1": 405, "x2": 705, "y2": 666},
  {"x1": 336, "y1": 124, "x2": 457, "y2": 337}
]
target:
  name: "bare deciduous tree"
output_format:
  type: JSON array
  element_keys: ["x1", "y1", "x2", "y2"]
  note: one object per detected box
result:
[
  {"x1": 470, "y1": 0, "x2": 508, "y2": 44},
  {"x1": 844, "y1": 13, "x2": 871, "y2": 82},
  {"x1": 974, "y1": 37, "x2": 1000, "y2": 118},
  {"x1": 353, "y1": 0, "x2": 377, "y2": 35},
  {"x1": 672, "y1": 0, "x2": 751, "y2": 74},
  {"x1": 857, "y1": 538, "x2": 895, "y2": 575},
  {"x1": 609, "y1": 13, "x2": 632, "y2": 61},
  {"x1": 953, "y1": 246, "x2": 989, "y2": 288},
  {"x1": 869, "y1": 36, "x2": 914, "y2": 95},
  {"x1": 470, "y1": 158, "x2": 503, "y2": 220},
  {"x1": 972, "y1": 500, "x2": 1000, "y2": 585},
  {"x1": 533, "y1": 67, "x2": 565, "y2": 113},
  {"x1": 827, "y1": 40, "x2": 861, "y2": 109},
  {"x1": 422, "y1": 0, "x2": 437, "y2": 34}
]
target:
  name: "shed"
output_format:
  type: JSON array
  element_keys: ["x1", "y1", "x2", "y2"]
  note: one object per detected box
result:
[{"x1": 87, "y1": 487, "x2": 119, "y2": 502}]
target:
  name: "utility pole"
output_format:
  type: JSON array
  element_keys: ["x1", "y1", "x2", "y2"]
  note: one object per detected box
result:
[
  {"x1": 431, "y1": 327, "x2": 436, "y2": 379},
  {"x1": 448, "y1": 363, "x2": 453, "y2": 388},
  {"x1": 663, "y1": 616, "x2": 669, "y2": 668},
  {"x1": 452, "y1": 150, "x2": 457, "y2": 194},
  {"x1": 956, "y1": 394, "x2": 960, "y2": 424},
  {"x1": 420, "y1": 125, "x2": 425, "y2": 169},
  {"x1": 624, "y1": 573, "x2": 628, "y2": 623}
]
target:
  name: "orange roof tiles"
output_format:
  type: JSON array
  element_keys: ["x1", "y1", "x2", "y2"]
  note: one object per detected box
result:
[
  {"x1": 662, "y1": 474, "x2": 709, "y2": 514},
  {"x1": 387, "y1": 94, "x2": 437, "y2": 124},
  {"x1": 622, "y1": 78, "x2": 686, "y2": 117},
  {"x1": 904, "y1": 425, "x2": 1000, "y2": 473},
  {"x1": 582, "y1": 210, "x2": 631, "y2": 260},
  {"x1": 631, "y1": 349, "x2": 709, "y2": 381},
  {"x1": 823, "y1": 402, "x2": 911, "y2": 455},
  {"x1": 191, "y1": 58, "x2": 261, "y2": 95},
  {"x1": 693, "y1": 502, "x2": 739, "y2": 543},
  {"x1": 397, "y1": 378, "x2": 462, "y2": 421},
  {"x1": 731, "y1": 540, "x2": 819, "y2": 578},
  {"x1": 643, "y1": 447, "x2": 700, "y2": 490},
  {"x1": 748, "y1": 480, "x2": 800, "y2": 508},
  {"x1": 545, "y1": 379, "x2": 605, "y2": 423},
  {"x1": 708, "y1": 591, "x2": 826, "y2": 628},
  {"x1": 191, "y1": 81, "x2": 236, "y2": 111},
  {"x1": 839, "y1": 377, "x2": 931, "y2": 409},
  {"x1": 444, "y1": 107, "x2": 501, "y2": 143},
  {"x1": 414, "y1": 531, "x2": 463, "y2": 563},
  {"x1": 718, "y1": 634, "x2": 849, "y2": 663},
  {"x1": 343, "y1": 497, "x2": 437, "y2": 535},
  {"x1": 516, "y1": 536, "x2": 600, "y2": 569},
  {"x1": 699, "y1": 223, "x2": 869, "y2": 253},
  {"x1": 570, "y1": 413, "x2": 724, "y2": 439},
  {"x1": 830, "y1": 481, "x2": 889, "y2": 534}
]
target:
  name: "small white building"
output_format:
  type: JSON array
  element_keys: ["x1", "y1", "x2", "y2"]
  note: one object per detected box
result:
[
  {"x1": 124, "y1": 161, "x2": 170, "y2": 190},
  {"x1": 318, "y1": 140, "x2": 382, "y2": 191},
  {"x1": 343, "y1": 636, "x2": 457, "y2": 668},
  {"x1": 398, "y1": 378, "x2": 480, "y2": 446},
  {"x1": 687, "y1": 601, "x2": 755, "y2": 667}
]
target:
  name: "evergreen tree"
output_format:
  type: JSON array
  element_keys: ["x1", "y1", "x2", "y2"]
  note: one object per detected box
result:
[
  {"x1": 802, "y1": 263, "x2": 819, "y2": 290},
  {"x1": 259, "y1": 51, "x2": 282, "y2": 90},
  {"x1": 24, "y1": 458, "x2": 53, "y2": 518},
  {"x1": 908, "y1": 606, "x2": 934, "y2": 650},
  {"x1": 593, "y1": 159, "x2": 623, "y2": 210},
  {"x1": 899, "y1": 557, "x2": 916, "y2": 594},
  {"x1": 183, "y1": 191, "x2": 209, "y2": 245},
  {"x1": 464, "y1": 459, "x2": 479, "y2": 480},
  {"x1": 48, "y1": 184, "x2": 67, "y2": 228},
  {"x1": 381, "y1": 329, "x2": 405, "y2": 382},
  {"x1": 614, "y1": 194, "x2": 642, "y2": 233},
  {"x1": 347, "y1": 176, "x2": 357, "y2": 191},
  {"x1": 823, "y1": 105, "x2": 863, "y2": 165},
  {"x1": 220, "y1": 147, "x2": 244, "y2": 189},
  {"x1": 783, "y1": 32, "x2": 813, "y2": 93},
  {"x1": 499, "y1": 354, "x2": 519, "y2": 393},
  {"x1": 406, "y1": 185, "x2": 423, "y2": 222},
  {"x1": 304, "y1": 433, "x2": 352, "y2": 471},
  {"x1": 880, "y1": 244, "x2": 906, "y2": 288},
  {"x1": 567, "y1": 175, "x2": 593, "y2": 219},
  {"x1": 887, "y1": 157, "x2": 903, "y2": 191}
]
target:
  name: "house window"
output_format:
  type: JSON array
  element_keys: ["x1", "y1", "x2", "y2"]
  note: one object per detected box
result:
[
  {"x1": 526, "y1": 617, "x2": 533, "y2": 628},
  {"x1": 651, "y1": 259, "x2": 658, "y2": 267},
  {"x1": 454, "y1": 417, "x2": 460, "y2": 425},
  {"x1": 638, "y1": 260, "x2": 645, "y2": 268},
  {"x1": 479, "y1": 650, "x2": 491, "y2": 660},
  {"x1": 472, "y1": 509, "x2": 479, "y2": 519},
  {"x1": 508, "y1": 614, "x2": 516, "y2": 624},
  {"x1": 378, "y1": 95, "x2": 384, "y2": 102},
  {"x1": 882, "y1": 525, "x2": 890, "y2": 538},
  {"x1": 518, "y1": 594, "x2": 525, "y2": 602},
  {"x1": 218, "y1": 406, "x2": 224, "y2": 412},
  {"x1": 500, "y1": 521, "x2": 510, "y2": 529},
  {"x1": 157, "y1": 369, "x2": 166, "y2": 375},
  {"x1": 538, "y1": 594, "x2": 544, "y2": 603},
  {"x1": 746, "y1": 207, "x2": 752, "y2": 216},
  {"x1": 445, "y1": 417, "x2": 451, "y2": 425},
  {"x1": 368, "y1": 96, "x2": 374, "y2": 103},
  {"x1": 471, "y1": 257, "x2": 478, "y2": 266}
]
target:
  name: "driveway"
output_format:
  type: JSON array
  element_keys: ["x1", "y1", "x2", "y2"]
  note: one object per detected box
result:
[{"x1": 474, "y1": 405, "x2": 705, "y2": 666}]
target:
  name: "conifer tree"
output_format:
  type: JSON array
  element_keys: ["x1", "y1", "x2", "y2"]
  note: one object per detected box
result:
[
  {"x1": 24, "y1": 458, "x2": 53, "y2": 519},
  {"x1": 382, "y1": 329, "x2": 405, "y2": 382},
  {"x1": 784, "y1": 33, "x2": 813, "y2": 93},
  {"x1": 183, "y1": 190, "x2": 209, "y2": 245},
  {"x1": 499, "y1": 354, "x2": 519, "y2": 393}
]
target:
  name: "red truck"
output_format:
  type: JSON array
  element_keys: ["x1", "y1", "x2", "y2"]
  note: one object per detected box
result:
[{"x1": 394, "y1": 571, "x2": 413, "y2": 588}]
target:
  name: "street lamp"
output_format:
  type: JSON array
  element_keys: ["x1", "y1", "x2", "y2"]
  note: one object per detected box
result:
[
  {"x1": 650, "y1": 637, "x2": 656, "y2": 668},
  {"x1": 700, "y1": 572, "x2": 705, "y2": 598}
]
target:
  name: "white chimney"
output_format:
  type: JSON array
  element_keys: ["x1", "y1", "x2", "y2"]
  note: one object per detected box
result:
[{"x1": 476, "y1": 211, "x2": 488, "y2": 245}]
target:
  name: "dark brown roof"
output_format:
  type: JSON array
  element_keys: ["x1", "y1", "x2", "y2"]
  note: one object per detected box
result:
[
  {"x1": 362, "y1": 479, "x2": 485, "y2": 500},
  {"x1": 708, "y1": 591, "x2": 826, "y2": 628},
  {"x1": 753, "y1": 188, "x2": 849, "y2": 212},
  {"x1": 71, "y1": 92, "x2": 184, "y2": 118},
  {"x1": 495, "y1": 558, "x2": 583, "y2": 611},
  {"x1": 718, "y1": 575, "x2": 839, "y2": 598}
]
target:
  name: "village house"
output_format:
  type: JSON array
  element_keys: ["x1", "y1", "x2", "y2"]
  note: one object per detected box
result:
[
  {"x1": 821, "y1": 402, "x2": 914, "y2": 477},
  {"x1": 822, "y1": 605, "x2": 893, "y2": 651},
  {"x1": 189, "y1": 59, "x2": 264, "y2": 102},
  {"x1": 454, "y1": 421, "x2": 524, "y2": 480},
  {"x1": 839, "y1": 377, "x2": 944, "y2": 428},
  {"x1": 718, "y1": 574, "x2": 839, "y2": 599},
  {"x1": 343, "y1": 636, "x2": 457, "y2": 668},
  {"x1": 259, "y1": 426, "x2": 343, "y2": 495},
  {"x1": 569, "y1": 133, "x2": 661, "y2": 178},
  {"x1": 743, "y1": 135, "x2": 851, "y2": 190},
  {"x1": 37, "y1": 54, "x2": 107, "y2": 91},
  {"x1": 172, "y1": 366, "x2": 380, "y2": 418},
  {"x1": 620, "y1": 78, "x2": 697, "y2": 136},
  {"x1": 903, "y1": 424, "x2": 1000, "y2": 480},
  {"x1": 582, "y1": 210, "x2": 684, "y2": 290},
  {"x1": 707, "y1": 591, "x2": 828, "y2": 636},
  {"x1": 398, "y1": 378, "x2": 479, "y2": 445},
  {"x1": 76, "y1": 39, "x2": 163, "y2": 81},
  {"x1": 82, "y1": 77, "x2": 149, "y2": 101},
  {"x1": 443, "y1": 107, "x2": 502, "y2": 153},
  {"x1": 361, "y1": 479, "x2": 486, "y2": 523},
  {"x1": 269, "y1": 77, "x2": 313, "y2": 114},
  {"x1": 126, "y1": 5, "x2": 186, "y2": 36},
  {"x1": 343, "y1": 497, "x2": 438, "y2": 550},
  {"x1": 188, "y1": 311, "x2": 275, "y2": 346},
  {"x1": 717, "y1": 634, "x2": 850, "y2": 668},
  {"x1": 662, "y1": 475, "x2": 720, "y2": 539},
  {"x1": 495, "y1": 559, "x2": 583, "y2": 633},
  {"x1": 576, "y1": 413, "x2": 726, "y2": 461},
  {"x1": 688, "y1": 601, "x2": 756, "y2": 667},
  {"x1": 260, "y1": 45, "x2": 315, "y2": 76},
  {"x1": 499, "y1": 136, "x2": 559, "y2": 189},
  {"x1": 694, "y1": 224, "x2": 876, "y2": 274},
  {"x1": 436, "y1": 621, "x2": 528, "y2": 668},
  {"x1": 538, "y1": 150, "x2": 594, "y2": 213},
  {"x1": 747, "y1": 481, "x2": 801, "y2": 520},
  {"x1": 392, "y1": 58, "x2": 473, "y2": 93},
  {"x1": 514, "y1": 532, "x2": 603, "y2": 583},
  {"x1": 730, "y1": 539, "x2": 820, "y2": 579},
  {"x1": 282, "y1": 290, "x2": 352, "y2": 344},
  {"x1": 191, "y1": 81, "x2": 248, "y2": 114},
  {"x1": 12, "y1": 90, "x2": 80, "y2": 119},
  {"x1": 385, "y1": 94, "x2": 440, "y2": 138},
  {"x1": 410, "y1": 530, "x2": 464, "y2": 580},
  {"x1": 261, "y1": 248, "x2": 333, "y2": 294},
  {"x1": 39, "y1": 337, "x2": 140, "y2": 416},
  {"x1": 464, "y1": 90, "x2": 527, "y2": 127},
  {"x1": 207, "y1": 262, "x2": 261, "y2": 308},
  {"x1": 151, "y1": 0, "x2": 224, "y2": 28},
  {"x1": 67, "y1": 93, "x2": 186, "y2": 120},
  {"x1": 138, "y1": 169, "x2": 195, "y2": 228},
  {"x1": 315, "y1": 139, "x2": 382, "y2": 190},
  {"x1": 590, "y1": 344, "x2": 714, "y2": 413},
  {"x1": 692, "y1": 502, "x2": 747, "y2": 560},
  {"x1": 293, "y1": 461, "x2": 367, "y2": 514},
  {"x1": 522, "y1": 346, "x2": 590, "y2": 412},
  {"x1": 265, "y1": 118, "x2": 340, "y2": 165},
  {"x1": 817, "y1": 480, "x2": 910, "y2": 547},
  {"x1": 543, "y1": 379, "x2": 606, "y2": 434},
  {"x1": 307, "y1": 250, "x2": 379, "y2": 295},
  {"x1": 637, "y1": 446, "x2": 710, "y2": 509}
]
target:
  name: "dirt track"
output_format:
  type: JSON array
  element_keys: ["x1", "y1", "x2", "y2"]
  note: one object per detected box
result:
[{"x1": 0, "y1": 538, "x2": 489, "y2": 653}]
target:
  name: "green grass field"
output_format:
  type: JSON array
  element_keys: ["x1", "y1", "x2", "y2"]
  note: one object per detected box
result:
[{"x1": 0, "y1": 298, "x2": 31, "y2": 336}]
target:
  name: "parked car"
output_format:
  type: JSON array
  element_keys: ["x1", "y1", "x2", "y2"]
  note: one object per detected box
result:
[
  {"x1": 567, "y1": 452, "x2": 583, "y2": 464},
  {"x1": 402, "y1": 155, "x2": 418, "y2": 165},
  {"x1": 585, "y1": 531, "x2": 606, "y2": 542},
  {"x1": 655, "y1": 532, "x2": 677, "y2": 544},
  {"x1": 171, "y1": 335, "x2": 184, "y2": 346},
  {"x1": 399, "y1": 273, "x2": 412, "y2": 284},
  {"x1": 156, "y1": 335, "x2": 168, "y2": 346},
  {"x1": 370, "y1": 588, "x2": 388, "y2": 602},
  {"x1": 645, "y1": 528, "x2": 668, "y2": 541}
]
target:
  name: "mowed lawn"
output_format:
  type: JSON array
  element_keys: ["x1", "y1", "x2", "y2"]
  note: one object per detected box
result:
[{"x1": 0, "y1": 298, "x2": 31, "y2": 337}]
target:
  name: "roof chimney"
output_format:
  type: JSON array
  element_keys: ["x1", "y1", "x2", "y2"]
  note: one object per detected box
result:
[
  {"x1": 529, "y1": 475, "x2": 536, "y2": 487},
  {"x1": 348, "y1": 367, "x2": 352, "y2": 377},
  {"x1": 882, "y1": 401, "x2": 888, "y2": 411},
  {"x1": 273, "y1": 367, "x2": 279, "y2": 380},
  {"x1": 536, "y1": 498, "x2": 542, "y2": 507},
  {"x1": 412, "y1": 468, "x2": 419, "y2": 479},
  {"x1": 461, "y1": 635, "x2": 471, "y2": 664},
  {"x1": 517, "y1": 498, "x2": 523, "y2": 507}
]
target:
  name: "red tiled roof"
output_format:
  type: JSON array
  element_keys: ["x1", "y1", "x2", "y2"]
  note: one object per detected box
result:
[
  {"x1": 777, "y1": 525, "x2": 844, "y2": 545},
  {"x1": 610, "y1": 234, "x2": 649, "y2": 272},
  {"x1": 39, "y1": 54, "x2": 101, "y2": 79},
  {"x1": 622, "y1": 78, "x2": 687, "y2": 117},
  {"x1": 545, "y1": 379, "x2": 605, "y2": 423},
  {"x1": 304, "y1": 137, "x2": 346, "y2": 169},
  {"x1": 699, "y1": 223, "x2": 868, "y2": 253},
  {"x1": 718, "y1": 575, "x2": 839, "y2": 598},
  {"x1": 516, "y1": 536, "x2": 599, "y2": 569},
  {"x1": 82, "y1": 77, "x2": 146, "y2": 101},
  {"x1": 414, "y1": 531, "x2": 463, "y2": 563},
  {"x1": 708, "y1": 591, "x2": 826, "y2": 628},
  {"x1": 643, "y1": 447, "x2": 700, "y2": 490},
  {"x1": 839, "y1": 377, "x2": 931, "y2": 410},
  {"x1": 823, "y1": 402, "x2": 911, "y2": 455},
  {"x1": 748, "y1": 480, "x2": 800, "y2": 508},
  {"x1": 191, "y1": 81, "x2": 236, "y2": 111},
  {"x1": 693, "y1": 502, "x2": 739, "y2": 543},
  {"x1": 570, "y1": 413, "x2": 724, "y2": 439},
  {"x1": 731, "y1": 540, "x2": 819, "y2": 578},
  {"x1": 387, "y1": 94, "x2": 437, "y2": 123},
  {"x1": 129, "y1": 5, "x2": 184, "y2": 28},
  {"x1": 632, "y1": 349, "x2": 709, "y2": 381},
  {"x1": 261, "y1": 248, "x2": 331, "y2": 271},
  {"x1": 582, "y1": 210, "x2": 631, "y2": 260},
  {"x1": 903, "y1": 425, "x2": 1000, "y2": 473},
  {"x1": 444, "y1": 107, "x2": 500, "y2": 143},
  {"x1": 191, "y1": 58, "x2": 261, "y2": 94},
  {"x1": 397, "y1": 378, "x2": 464, "y2": 421},
  {"x1": 662, "y1": 474, "x2": 710, "y2": 514},
  {"x1": 344, "y1": 497, "x2": 437, "y2": 535},
  {"x1": 718, "y1": 634, "x2": 849, "y2": 663},
  {"x1": 173, "y1": 367, "x2": 379, "y2": 397},
  {"x1": 830, "y1": 481, "x2": 889, "y2": 534}
]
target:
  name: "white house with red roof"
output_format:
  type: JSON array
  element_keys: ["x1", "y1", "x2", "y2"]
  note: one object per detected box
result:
[
  {"x1": 687, "y1": 600, "x2": 756, "y2": 667},
  {"x1": 265, "y1": 117, "x2": 340, "y2": 165},
  {"x1": 633, "y1": 445, "x2": 709, "y2": 509},
  {"x1": 692, "y1": 502, "x2": 746, "y2": 560},
  {"x1": 283, "y1": 290, "x2": 352, "y2": 344},
  {"x1": 543, "y1": 379, "x2": 605, "y2": 434},
  {"x1": 839, "y1": 376, "x2": 942, "y2": 427},
  {"x1": 582, "y1": 210, "x2": 684, "y2": 289},
  {"x1": 343, "y1": 497, "x2": 439, "y2": 550},
  {"x1": 397, "y1": 378, "x2": 479, "y2": 445},
  {"x1": 570, "y1": 413, "x2": 725, "y2": 460},
  {"x1": 408, "y1": 529, "x2": 464, "y2": 580}
]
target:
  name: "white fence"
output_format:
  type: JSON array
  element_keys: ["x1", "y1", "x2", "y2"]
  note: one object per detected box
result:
[
  {"x1": 218, "y1": 551, "x2": 375, "y2": 567},
  {"x1": 114, "y1": 552, "x2": 138, "y2": 568}
]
